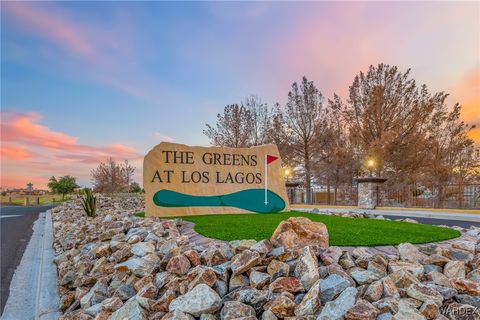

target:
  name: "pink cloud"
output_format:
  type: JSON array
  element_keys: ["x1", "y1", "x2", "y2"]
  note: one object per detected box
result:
[
  {"x1": 1, "y1": 175, "x2": 50, "y2": 190},
  {"x1": 3, "y1": 2, "x2": 94, "y2": 57},
  {"x1": 0, "y1": 110, "x2": 143, "y2": 188},
  {"x1": 3, "y1": 2, "x2": 181, "y2": 104},
  {"x1": 1, "y1": 145, "x2": 32, "y2": 160}
]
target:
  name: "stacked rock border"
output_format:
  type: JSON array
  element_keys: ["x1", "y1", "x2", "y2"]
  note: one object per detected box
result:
[{"x1": 53, "y1": 196, "x2": 480, "y2": 320}]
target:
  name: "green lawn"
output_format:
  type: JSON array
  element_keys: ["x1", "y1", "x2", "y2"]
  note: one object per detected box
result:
[
  {"x1": 1, "y1": 194, "x2": 72, "y2": 205},
  {"x1": 135, "y1": 211, "x2": 460, "y2": 246}
]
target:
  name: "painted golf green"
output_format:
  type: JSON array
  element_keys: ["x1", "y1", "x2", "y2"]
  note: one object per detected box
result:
[{"x1": 153, "y1": 188, "x2": 286, "y2": 213}]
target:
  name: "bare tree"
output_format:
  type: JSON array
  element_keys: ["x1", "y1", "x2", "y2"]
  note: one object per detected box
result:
[
  {"x1": 204, "y1": 97, "x2": 275, "y2": 148},
  {"x1": 91, "y1": 158, "x2": 136, "y2": 194},
  {"x1": 243, "y1": 95, "x2": 273, "y2": 146},
  {"x1": 423, "y1": 103, "x2": 479, "y2": 207},
  {"x1": 315, "y1": 98, "x2": 358, "y2": 204},
  {"x1": 280, "y1": 76, "x2": 329, "y2": 204},
  {"x1": 203, "y1": 104, "x2": 253, "y2": 148},
  {"x1": 122, "y1": 160, "x2": 135, "y2": 188}
]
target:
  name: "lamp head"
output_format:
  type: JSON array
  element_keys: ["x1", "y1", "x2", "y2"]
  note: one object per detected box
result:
[{"x1": 367, "y1": 159, "x2": 375, "y2": 168}]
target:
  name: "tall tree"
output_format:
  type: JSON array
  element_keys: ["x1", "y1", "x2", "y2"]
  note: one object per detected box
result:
[
  {"x1": 280, "y1": 76, "x2": 328, "y2": 204},
  {"x1": 423, "y1": 103, "x2": 479, "y2": 206},
  {"x1": 243, "y1": 95, "x2": 273, "y2": 146},
  {"x1": 335, "y1": 64, "x2": 447, "y2": 181},
  {"x1": 48, "y1": 175, "x2": 79, "y2": 200},
  {"x1": 316, "y1": 98, "x2": 358, "y2": 204},
  {"x1": 204, "y1": 104, "x2": 253, "y2": 148}
]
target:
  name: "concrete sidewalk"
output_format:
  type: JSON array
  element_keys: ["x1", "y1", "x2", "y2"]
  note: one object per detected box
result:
[
  {"x1": 292, "y1": 205, "x2": 480, "y2": 223},
  {"x1": 1, "y1": 210, "x2": 60, "y2": 320}
]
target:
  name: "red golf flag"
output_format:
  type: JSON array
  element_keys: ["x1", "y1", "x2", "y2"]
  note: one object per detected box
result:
[{"x1": 266, "y1": 155, "x2": 278, "y2": 165}]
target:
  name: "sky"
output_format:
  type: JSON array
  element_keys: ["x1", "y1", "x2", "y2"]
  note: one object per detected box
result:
[{"x1": 1, "y1": 1, "x2": 479, "y2": 189}]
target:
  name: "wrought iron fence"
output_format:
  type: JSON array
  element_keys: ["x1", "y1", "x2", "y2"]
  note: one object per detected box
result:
[{"x1": 287, "y1": 183, "x2": 480, "y2": 209}]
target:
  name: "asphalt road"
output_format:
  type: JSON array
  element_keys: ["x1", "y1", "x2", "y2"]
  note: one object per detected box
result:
[
  {"x1": 381, "y1": 214, "x2": 480, "y2": 228},
  {"x1": 0, "y1": 205, "x2": 55, "y2": 315}
]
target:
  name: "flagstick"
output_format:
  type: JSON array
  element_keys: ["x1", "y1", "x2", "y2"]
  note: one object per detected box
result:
[{"x1": 264, "y1": 154, "x2": 268, "y2": 205}]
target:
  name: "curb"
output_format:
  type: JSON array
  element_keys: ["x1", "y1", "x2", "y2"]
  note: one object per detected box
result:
[
  {"x1": 1, "y1": 210, "x2": 60, "y2": 320},
  {"x1": 294, "y1": 207, "x2": 480, "y2": 223}
]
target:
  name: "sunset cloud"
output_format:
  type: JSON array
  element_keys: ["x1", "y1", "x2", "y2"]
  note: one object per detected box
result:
[
  {"x1": 1, "y1": 145, "x2": 32, "y2": 160},
  {"x1": 3, "y1": 2, "x2": 94, "y2": 57},
  {"x1": 2, "y1": 2, "x2": 180, "y2": 104},
  {"x1": 0, "y1": 110, "x2": 142, "y2": 188}
]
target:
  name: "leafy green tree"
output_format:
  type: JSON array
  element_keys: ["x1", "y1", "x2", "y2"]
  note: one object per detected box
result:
[{"x1": 48, "y1": 175, "x2": 79, "y2": 200}]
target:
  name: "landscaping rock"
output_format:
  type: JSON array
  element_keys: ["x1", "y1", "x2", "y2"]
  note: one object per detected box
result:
[
  {"x1": 391, "y1": 302, "x2": 425, "y2": 320},
  {"x1": 162, "y1": 310, "x2": 195, "y2": 320},
  {"x1": 443, "y1": 260, "x2": 465, "y2": 279},
  {"x1": 406, "y1": 283, "x2": 443, "y2": 306},
  {"x1": 294, "y1": 279, "x2": 321, "y2": 316},
  {"x1": 201, "y1": 242, "x2": 234, "y2": 266},
  {"x1": 350, "y1": 269, "x2": 381, "y2": 285},
  {"x1": 109, "y1": 298, "x2": 147, "y2": 320},
  {"x1": 261, "y1": 310, "x2": 278, "y2": 320},
  {"x1": 294, "y1": 246, "x2": 319, "y2": 290},
  {"x1": 388, "y1": 261, "x2": 424, "y2": 278},
  {"x1": 131, "y1": 242, "x2": 155, "y2": 257},
  {"x1": 250, "y1": 240, "x2": 273, "y2": 255},
  {"x1": 267, "y1": 260, "x2": 289, "y2": 278},
  {"x1": 230, "y1": 249, "x2": 261, "y2": 275},
  {"x1": 455, "y1": 294, "x2": 480, "y2": 308},
  {"x1": 186, "y1": 265, "x2": 217, "y2": 290},
  {"x1": 388, "y1": 269, "x2": 419, "y2": 288},
  {"x1": 345, "y1": 300, "x2": 380, "y2": 320},
  {"x1": 398, "y1": 243, "x2": 427, "y2": 263},
  {"x1": 250, "y1": 270, "x2": 271, "y2": 289},
  {"x1": 320, "y1": 274, "x2": 351, "y2": 303},
  {"x1": 269, "y1": 277, "x2": 305, "y2": 294},
  {"x1": 166, "y1": 254, "x2": 191, "y2": 275},
  {"x1": 419, "y1": 299, "x2": 439, "y2": 320},
  {"x1": 320, "y1": 246, "x2": 343, "y2": 265},
  {"x1": 382, "y1": 277, "x2": 400, "y2": 299},
  {"x1": 169, "y1": 284, "x2": 222, "y2": 317},
  {"x1": 263, "y1": 295, "x2": 296, "y2": 318},
  {"x1": 364, "y1": 280, "x2": 384, "y2": 301},
  {"x1": 51, "y1": 196, "x2": 480, "y2": 320},
  {"x1": 220, "y1": 301, "x2": 256, "y2": 320},
  {"x1": 318, "y1": 287, "x2": 358, "y2": 320},
  {"x1": 114, "y1": 253, "x2": 160, "y2": 277},
  {"x1": 229, "y1": 274, "x2": 249, "y2": 291},
  {"x1": 270, "y1": 217, "x2": 329, "y2": 249},
  {"x1": 450, "y1": 278, "x2": 480, "y2": 295}
]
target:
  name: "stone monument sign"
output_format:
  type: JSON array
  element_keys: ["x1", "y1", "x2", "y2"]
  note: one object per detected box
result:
[{"x1": 143, "y1": 142, "x2": 290, "y2": 217}]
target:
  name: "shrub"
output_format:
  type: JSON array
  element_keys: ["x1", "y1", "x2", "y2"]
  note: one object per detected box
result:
[{"x1": 81, "y1": 188, "x2": 97, "y2": 217}]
